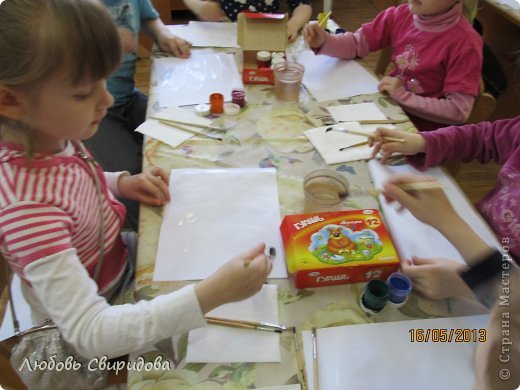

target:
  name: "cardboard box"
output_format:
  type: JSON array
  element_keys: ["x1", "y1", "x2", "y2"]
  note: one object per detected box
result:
[
  {"x1": 237, "y1": 12, "x2": 287, "y2": 84},
  {"x1": 280, "y1": 210, "x2": 400, "y2": 288}
]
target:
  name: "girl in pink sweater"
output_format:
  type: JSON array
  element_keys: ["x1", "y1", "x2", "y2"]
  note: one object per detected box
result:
[
  {"x1": 303, "y1": 0, "x2": 483, "y2": 131},
  {"x1": 370, "y1": 119, "x2": 520, "y2": 264}
]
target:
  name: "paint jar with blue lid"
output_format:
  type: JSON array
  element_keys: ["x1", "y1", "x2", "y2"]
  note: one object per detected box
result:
[{"x1": 386, "y1": 272, "x2": 412, "y2": 307}]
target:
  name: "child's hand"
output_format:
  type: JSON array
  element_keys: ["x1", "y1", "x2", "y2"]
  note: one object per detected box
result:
[
  {"x1": 195, "y1": 243, "x2": 273, "y2": 313},
  {"x1": 193, "y1": 0, "x2": 224, "y2": 21},
  {"x1": 117, "y1": 167, "x2": 170, "y2": 206},
  {"x1": 303, "y1": 22, "x2": 327, "y2": 49},
  {"x1": 381, "y1": 174, "x2": 458, "y2": 231},
  {"x1": 157, "y1": 33, "x2": 192, "y2": 58},
  {"x1": 378, "y1": 76, "x2": 403, "y2": 95},
  {"x1": 401, "y1": 257, "x2": 475, "y2": 300},
  {"x1": 369, "y1": 128, "x2": 425, "y2": 162}
]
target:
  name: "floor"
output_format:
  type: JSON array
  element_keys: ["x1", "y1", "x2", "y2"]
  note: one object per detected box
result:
[{"x1": 135, "y1": 0, "x2": 501, "y2": 205}]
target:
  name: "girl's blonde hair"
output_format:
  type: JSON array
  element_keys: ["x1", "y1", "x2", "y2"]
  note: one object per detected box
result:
[{"x1": 0, "y1": 0, "x2": 121, "y2": 149}]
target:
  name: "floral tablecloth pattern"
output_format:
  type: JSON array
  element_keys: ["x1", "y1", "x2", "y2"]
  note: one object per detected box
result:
[{"x1": 128, "y1": 48, "x2": 485, "y2": 390}]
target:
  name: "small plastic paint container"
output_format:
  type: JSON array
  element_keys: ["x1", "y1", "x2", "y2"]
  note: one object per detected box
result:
[
  {"x1": 223, "y1": 102, "x2": 240, "y2": 116},
  {"x1": 270, "y1": 57, "x2": 286, "y2": 69},
  {"x1": 209, "y1": 93, "x2": 224, "y2": 114},
  {"x1": 360, "y1": 279, "x2": 390, "y2": 314},
  {"x1": 194, "y1": 103, "x2": 211, "y2": 117},
  {"x1": 231, "y1": 88, "x2": 247, "y2": 107},
  {"x1": 386, "y1": 272, "x2": 412, "y2": 306},
  {"x1": 271, "y1": 51, "x2": 285, "y2": 60},
  {"x1": 256, "y1": 50, "x2": 271, "y2": 68}
]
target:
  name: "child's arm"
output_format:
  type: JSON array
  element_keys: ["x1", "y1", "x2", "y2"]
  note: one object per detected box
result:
[
  {"x1": 22, "y1": 243, "x2": 271, "y2": 359},
  {"x1": 371, "y1": 116, "x2": 520, "y2": 169},
  {"x1": 183, "y1": 0, "x2": 224, "y2": 21},
  {"x1": 142, "y1": 18, "x2": 192, "y2": 58},
  {"x1": 303, "y1": 25, "x2": 370, "y2": 59},
  {"x1": 383, "y1": 174, "x2": 509, "y2": 305},
  {"x1": 304, "y1": 5, "x2": 396, "y2": 58},
  {"x1": 412, "y1": 117, "x2": 520, "y2": 168},
  {"x1": 287, "y1": 3, "x2": 312, "y2": 42},
  {"x1": 380, "y1": 83, "x2": 475, "y2": 126}
]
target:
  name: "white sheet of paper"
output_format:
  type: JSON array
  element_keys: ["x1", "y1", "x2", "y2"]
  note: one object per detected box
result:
[
  {"x1": 304, "y1": 123, "x2": 373, "y2": 164},
  {"x1": 168, "y1": 21, "x2": 239, "y2": 48},
  {"x1": 154, "y1": 168, "x2": 287, "y2": 281},
  {"x1": 297, "y1": 50, "x2": 379, "y2": 102},
  {"x1": 302, "y1": 315, "x2": 488, "y2": 390},
  {"x1": 327, "y1": 102, "x2": 388, "y2": 122},
  {"x1": 186, "y1": 284, "x2": 280, "y2": 363},
  {"x1": 154, "y1": 53, "x2": 243, "y2": 107},
  {"x1": 135, "y1": 119, "x2": 193, "y2": 148},
  {"x1": 367, "y1": 160, "x2": 499, "y2": 263}
]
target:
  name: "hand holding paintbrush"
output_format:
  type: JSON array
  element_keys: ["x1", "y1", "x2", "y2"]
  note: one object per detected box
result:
[
  {"x1": 302, "y1": 12, "x2": 330, "y2": 50},
  {"x1": 381, "y1": 174, "x2": 454, "y2": 231},
  {"x1": 368, "y1": 127, "x2": 426, "y2": 163}
]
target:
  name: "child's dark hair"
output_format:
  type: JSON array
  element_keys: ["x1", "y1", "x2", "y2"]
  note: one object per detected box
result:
[{"x1": 0, "y1": 0, "x2": 121, "y2": 88}]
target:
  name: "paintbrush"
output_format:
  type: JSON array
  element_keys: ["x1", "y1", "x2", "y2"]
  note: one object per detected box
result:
[
  {"x1": 318, "y1": 11, "x2": 331, "y2": 28},
  {"x1": 312, "y1": 327, "x2": 319, "y2": 390},
  {"x1": 350, "y1": 181, "x2": 445, "y2": 197},
  {"x1": 338, "y1": 140, "x2": 370, "y2": 151},
  {"x1": 326, "y1": 119, "x2": 408, "y2": 126},
  {"x1": 326, "y1": 126, "x2": 406, "y2": 143},
  {"x1": 205, "y1": 316, "x2": 288, "y2": 333},
  {"x1": 244, "y1": 246, "x2": 276, "y2": 267},
  {"x1": 150, "y1": 116, "x2": 227, "y2": 132},
  {"x1": 157, "y1": 119, "x2": 223, "y2": 141},
  {"x1": 293, "y1": 328, "x2": 308, "y2": 390}
]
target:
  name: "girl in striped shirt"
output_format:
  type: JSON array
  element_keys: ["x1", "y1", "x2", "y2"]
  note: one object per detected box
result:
[{"x1": 0, "y1": 0, "x2": 272, "y2": 360}]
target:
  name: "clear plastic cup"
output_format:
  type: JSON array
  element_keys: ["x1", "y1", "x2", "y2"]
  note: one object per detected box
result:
[
  {"x1": 273, "y1": 61, "x2": 305, "y2": 101},
  {"x1": 303, "y1": 169, "x2": 349, "y2": 213}
]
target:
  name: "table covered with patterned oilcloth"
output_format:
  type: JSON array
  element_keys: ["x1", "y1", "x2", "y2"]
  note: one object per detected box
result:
[{"x1": 127, "y1": 47, "x2": 484, "y2": 389}]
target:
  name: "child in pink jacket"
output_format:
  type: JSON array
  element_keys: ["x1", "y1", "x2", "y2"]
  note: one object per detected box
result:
[
  {"x1": 371, "y1": 117, "x2": 520, "y2": 264},
  {"x1": 304, "y1": 0, "x2": 483, "y2": 131}
]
